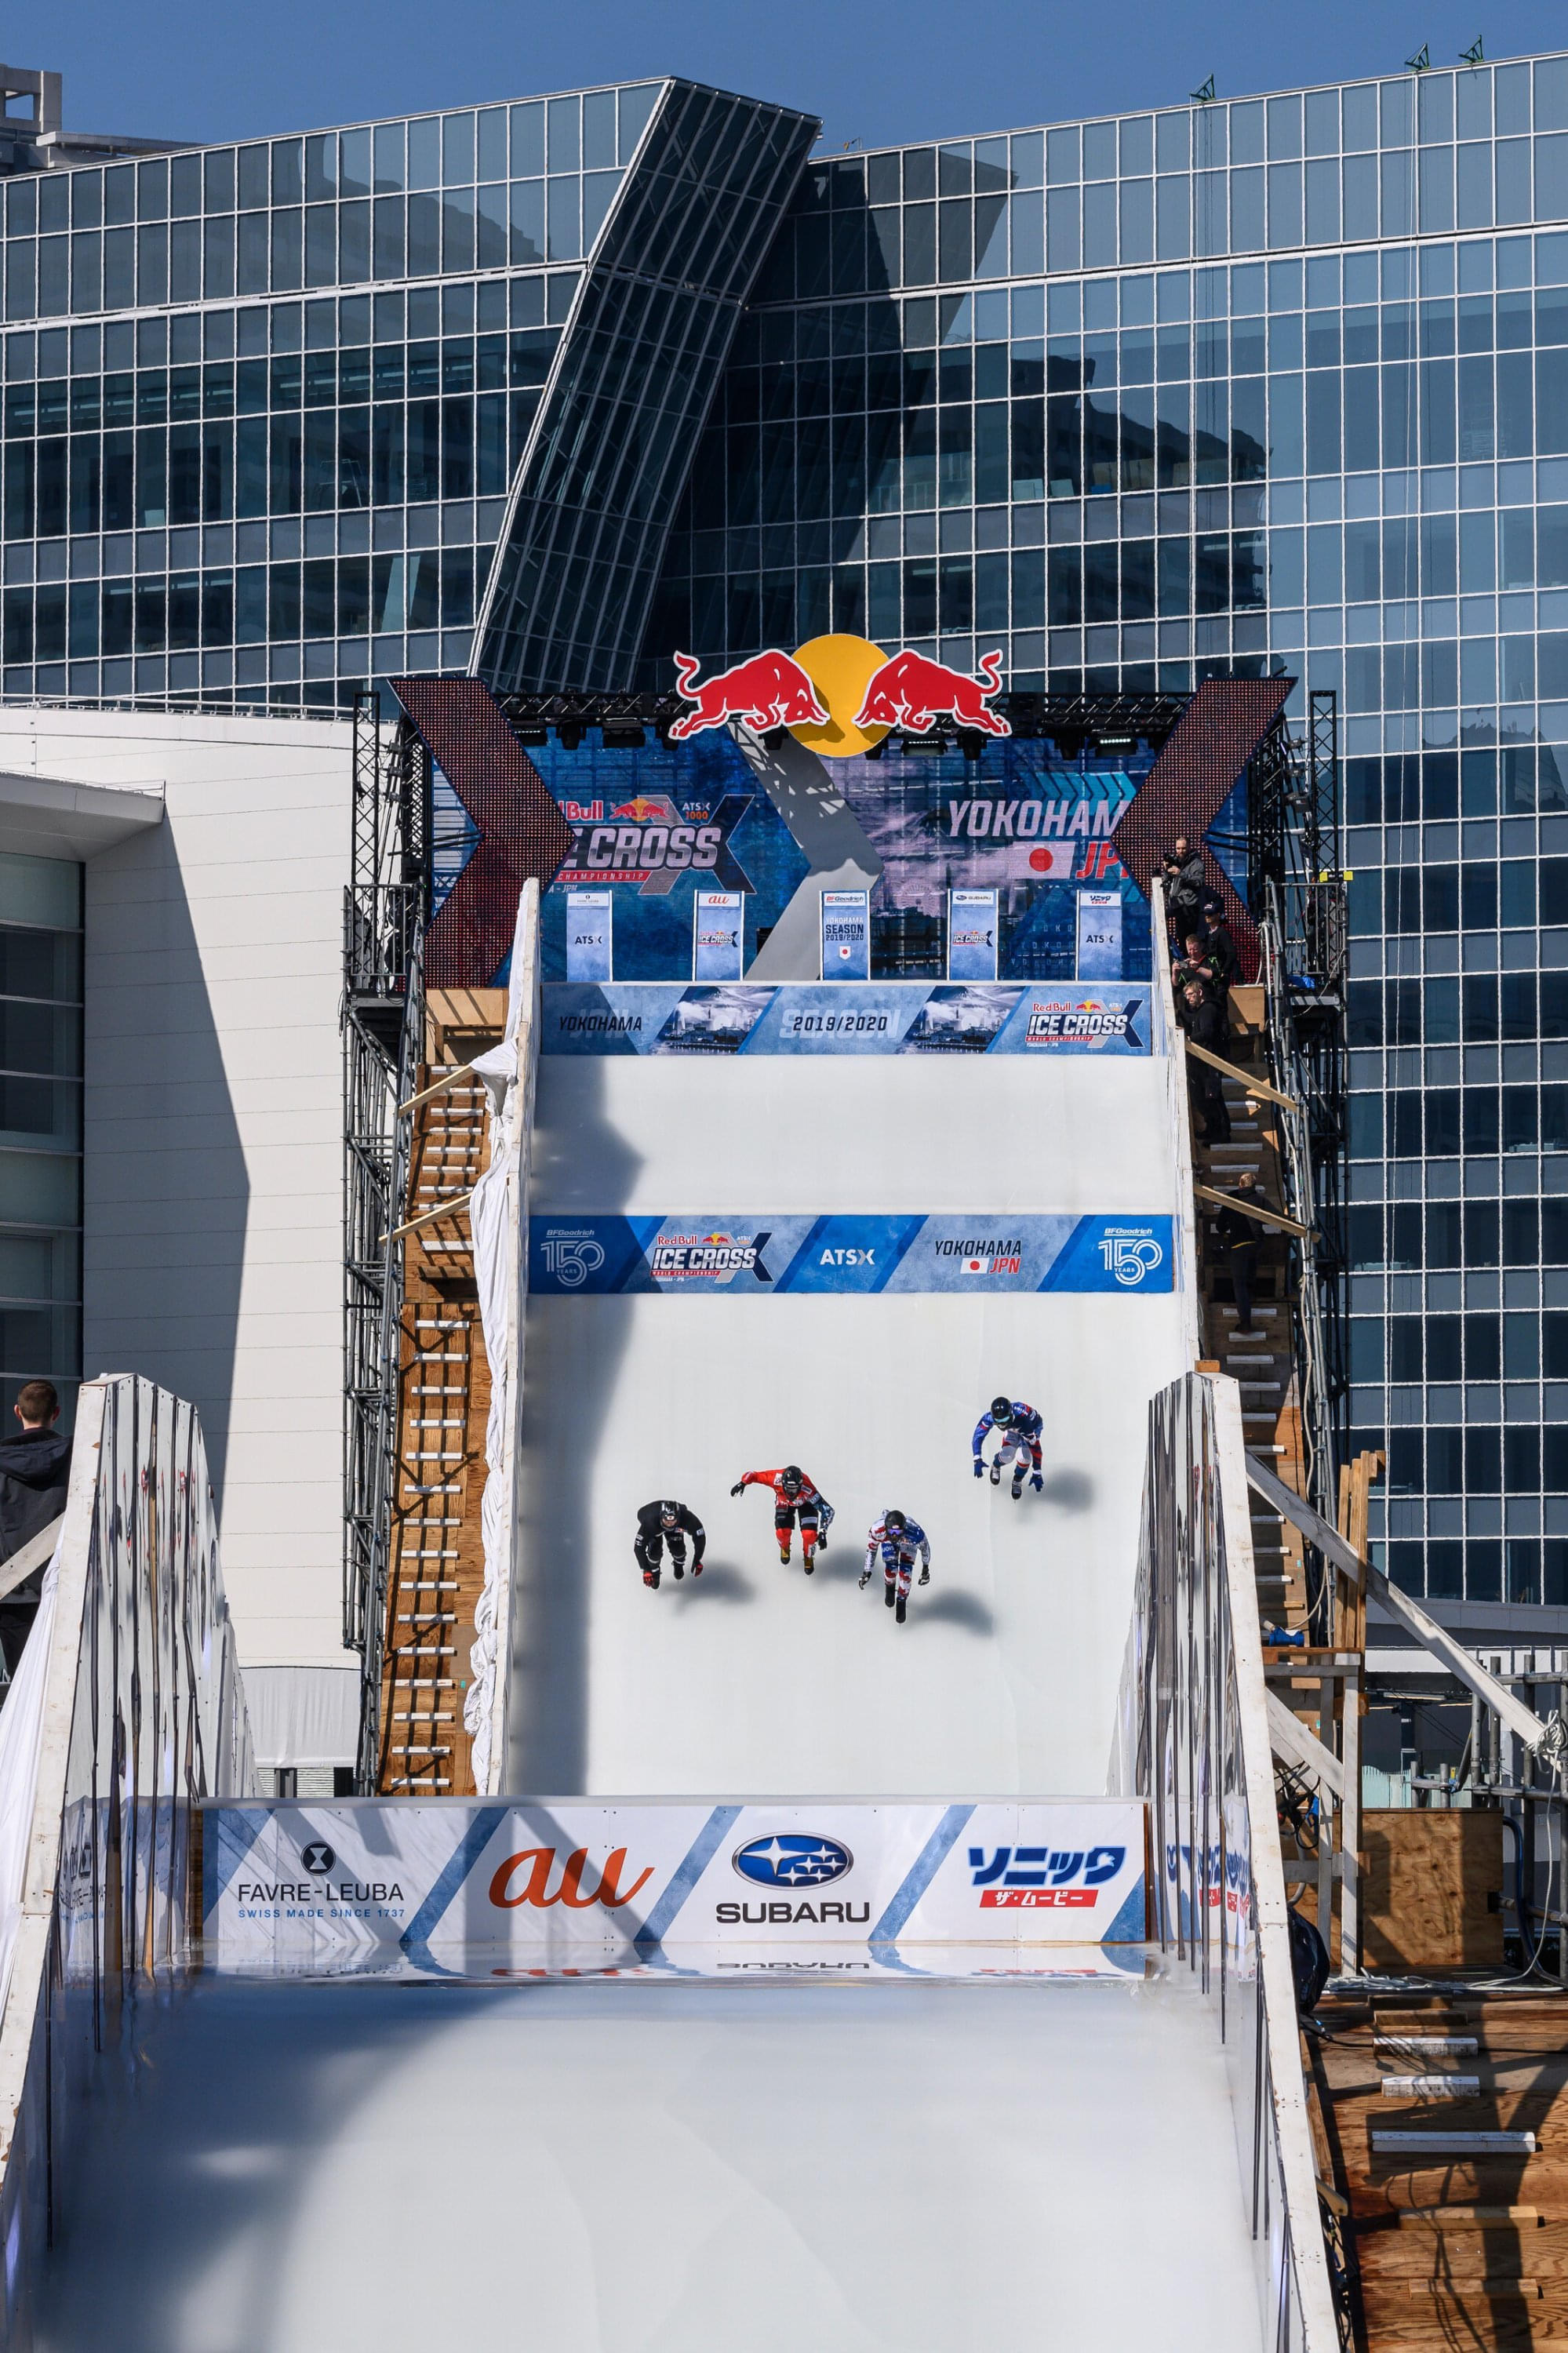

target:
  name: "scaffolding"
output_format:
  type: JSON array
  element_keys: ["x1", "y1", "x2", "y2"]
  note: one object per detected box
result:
[
  {"x1": 341, "y1": 693, "x2": 430, "y2": 1790},
  {"x1": 1248, "y1": 689, "x2": 1350, "y2": 1621}
]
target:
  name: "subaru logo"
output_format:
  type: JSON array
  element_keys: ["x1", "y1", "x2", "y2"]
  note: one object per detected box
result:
[{"x1": 732, "y1": 1834, "x2": 852, "y2": 1888}]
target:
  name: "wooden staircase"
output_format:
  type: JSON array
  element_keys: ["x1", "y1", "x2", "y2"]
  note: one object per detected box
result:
[
  {"x1": 1312, "y1": 1989, "x2": 1568, "y2": 2347},
  {"x1": 1193, "y1": 981, "x2": 1309, "y2": 1633},
  {"x1": 377, "y1": 989, "x2": 504, "y2": 1796}
]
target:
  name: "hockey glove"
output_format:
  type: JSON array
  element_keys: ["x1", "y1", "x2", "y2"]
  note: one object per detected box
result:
[
  {"x1": 919, "y1": 1567, "x2": 930, "y2": 1585},
  {"x1": 729, "y1": 1482, "x2": 744, "y2": 1497},
  {"x1": 642, "y1": 1569, "x2": 656, "y2": 1588},
  {"x1": 692, "y1": 1559, "x2": 704, "y2": 1577},
  {"x1": 1031, "y1": 1471, "x2": 1043, "y2": 1492},
  {"x1": 973, "y1": 1458, "x2": 983, "y2": 1478},
  {"x1": 858, "y1": 1573, "x2": 870, "y2": 1590}
]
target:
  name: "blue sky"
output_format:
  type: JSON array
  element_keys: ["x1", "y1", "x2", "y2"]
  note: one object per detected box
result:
[{"x1": 18, "y1": 0, "x2": 1568, "y2": 152}]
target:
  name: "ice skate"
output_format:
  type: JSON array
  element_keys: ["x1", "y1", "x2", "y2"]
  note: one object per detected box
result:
[{"x1": 895, "y1": 1593, "x2": 907, "y2": 1624}]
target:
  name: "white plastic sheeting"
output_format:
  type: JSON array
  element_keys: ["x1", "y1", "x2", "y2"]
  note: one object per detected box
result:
[
  {"x1": 1115, "y1": 1373, "x2": 1339, "y2": 2351},
  {"x1": 0, "y1": 1378, "x2": 253, "y2": 2350},
  {"x1": 463, "y1": 879, "x2": 540, "y2": 1791},
  {"x1": 0, "y1": 1540, "x2": 59, "y2": 2018}
]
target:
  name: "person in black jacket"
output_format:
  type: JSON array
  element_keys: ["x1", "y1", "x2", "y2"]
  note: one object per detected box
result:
[
  {"x1": 1199, "y1": 893, "x2": 1239, "y2": 991},
  {"x1": 0, "y1": 1380, "x2": 71, "y2": 1672},
  {"x1": 1210, "y1": 1171, "x2": 1265, "y2": 1338},
  {"x1": 1161, "y1": 836, "x2": 1207, "y2": 936},
  {"x1": 1176, "y1": 980, "x2": 1231, "y2": 1141},
  {"x1": 635, "y1": 1498, "x2": 706, "y2": 1589}
]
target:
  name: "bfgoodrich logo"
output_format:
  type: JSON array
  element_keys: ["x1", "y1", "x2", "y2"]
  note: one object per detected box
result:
[{"x1": 732, "y1": 1834, "x2": 853, "y2": 1888}]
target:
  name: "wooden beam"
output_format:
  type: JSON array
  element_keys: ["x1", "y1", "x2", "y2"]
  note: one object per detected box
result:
[
  {"x1": 0, "y1": 1513, "x2": 63, "y2": 1604},
  {"x1": 1194, "y1": 1181, "x2": 1312, "y2": 1238},
  {"x1": 1267, "y1": 1689, "x2": 1346, "y2": 1800},
  {"x1": 1182, "y1": 1035, "x2": 1298, "y2": 1110},
  {"x1": 381, "y1": 1185, "x2": 478, "y2": 1245},
  {"x1": 398, "y1": 1060, "x2": 478, "y2": 1117}
]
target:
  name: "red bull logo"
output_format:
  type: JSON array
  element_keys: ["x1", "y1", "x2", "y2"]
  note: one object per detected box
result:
[
  {"x1": 670, "y1": 636, "x2": 1010, "y2": 754},
  {"x1": 669, "y1": 649, "x2": 829, "y2": 741},
  {"x1": 853, "y1": 647, "x2": 1011, "y2": 739}
]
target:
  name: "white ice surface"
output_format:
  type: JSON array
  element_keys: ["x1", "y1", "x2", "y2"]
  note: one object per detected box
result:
[
  {"x1": 511, "y1": 1051, "x2": 1185, "y2": 1795},
  {"x1": 38, "y1": 1973, "x2": 1262, "y2": 2353}
]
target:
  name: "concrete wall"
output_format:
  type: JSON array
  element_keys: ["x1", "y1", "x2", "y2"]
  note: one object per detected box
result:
[{"x1": 0, "y1": 707, "x2": 352, "y2": 1677}]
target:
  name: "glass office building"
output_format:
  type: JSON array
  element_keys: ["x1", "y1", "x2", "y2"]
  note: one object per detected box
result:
[{"x1": 7, "y1": 54, "x2": 1568, "y2": 1615}]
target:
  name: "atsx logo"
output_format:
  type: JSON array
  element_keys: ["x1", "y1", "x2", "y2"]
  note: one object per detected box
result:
[
  {"x1": 489, "y1": 1847, "x2": 653, "y2": 1910},
  {"x1": 969, "y1": 1843, "x2": 1126, "y2": 1911}
]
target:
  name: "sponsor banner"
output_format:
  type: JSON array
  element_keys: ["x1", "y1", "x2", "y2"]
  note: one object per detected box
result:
[
  {"x1": 202, "y1": 1799, "x2": 1148, "y2": 1972},
  {"x1": 820, "y1": 889, "x2": 870, "y2": 980},
  {"x1": 539, "y1": 982, "x2": 1150, "y2": 1056},
  {"x1": 565, "y1": 889, "x2": 613, "y2": 981},
  {"x1": 1076, "y1": 889, "x2": 1124, "y2": 980},
  {"x1": 948, "y1": 889, "x2": 999, "y2": 982},
  {"x1": 692, "y1": 889, "x2": 744, "y2": 980},
  {"x1": 528, "y1": 1213, "x2": 1174, "y2": 1295}
]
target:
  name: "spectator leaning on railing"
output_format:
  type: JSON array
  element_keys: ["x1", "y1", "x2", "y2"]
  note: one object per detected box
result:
[{"x1": 0, "y1": 1380, "x2": 71, "y2": 1675}]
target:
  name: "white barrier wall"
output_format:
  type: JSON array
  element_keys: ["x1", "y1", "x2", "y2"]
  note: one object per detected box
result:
[{"x1": 0, "y1": 707, "x2": 355, "y2": 1723}]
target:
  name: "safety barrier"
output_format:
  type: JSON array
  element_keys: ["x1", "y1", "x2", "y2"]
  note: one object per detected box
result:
[
  {"x1": 0, "y1": 1377, "x2": 253, "y2": 2347},
  {"x1": 1148, "y1": 877, "x2": 1202, "y2": 1364},
  {"x1": 1114, "y1": 1370, "x2": 1339, "y2": 2352},
  {"x1": 464, "y1": 877, "x2": 540, "y2": 1792}
]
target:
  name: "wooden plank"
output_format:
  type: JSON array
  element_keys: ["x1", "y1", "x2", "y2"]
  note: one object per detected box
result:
[
  {"x1": 1182, "y1": 1034, "x2": 1301, "y2": 1108},
  {"x1": 1359, "y1": 1810, "x2": 1505, "y2": 1973},
  {"x1": 1193, "y1": 1180, "x2": 1312, "y2": 1237}
]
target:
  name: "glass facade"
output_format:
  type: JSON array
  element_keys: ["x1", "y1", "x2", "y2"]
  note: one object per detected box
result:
[
  {"x1": 9, "y1": 53, "x2": 1568, "y2": 1604},
  {"x1": 0, "y1": 853, "x2": 81, "y2": 1427},
  {"x1": 0, "y1": 78, "x2": 812, "y2": 708}
]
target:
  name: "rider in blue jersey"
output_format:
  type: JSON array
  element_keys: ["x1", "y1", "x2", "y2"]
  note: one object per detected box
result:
[
  {"x1": 859, "y1": 1509, "x2": 930, "y2": 1625},
  {"x1": 972, "y1": 1395, "x2": 1044, "y2": 1499}
]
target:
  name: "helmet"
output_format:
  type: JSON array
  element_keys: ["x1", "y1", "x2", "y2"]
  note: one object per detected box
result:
[
  {"x1": 659, "y1": 1501, "x2": 679, "y2": 1526},
  {"x1": 885, "y1": 1509, "x2": 907, "y2": 1533},
  {"x1": 991, "y1": 1395, "x2": 1014, "y2": 1424},
  {"x1": 781, "y1": 1465, "x2": 803, "y2": 1495}
]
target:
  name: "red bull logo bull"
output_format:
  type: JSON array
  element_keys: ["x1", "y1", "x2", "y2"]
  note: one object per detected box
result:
[
  {"x1": 669, "y1": 649, "x2": 830, "y2": 741},
  {"x1": 853, "y1": 647, "x2": 1011, "y2": 737},
  {"x1": 669, "y1": 636, "x2": 1010, "y2": 752}
]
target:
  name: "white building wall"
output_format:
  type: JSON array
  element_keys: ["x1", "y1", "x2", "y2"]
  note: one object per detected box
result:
[{"x1": 0, "y1": 707, "x2": 352, "y2": 1678}]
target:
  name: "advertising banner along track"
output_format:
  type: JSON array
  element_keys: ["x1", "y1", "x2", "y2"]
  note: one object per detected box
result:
[
  {"x1": 540, "y1": 982, "x2": 1150, "y2": 1056},
  {"x1": 528, "y1": 1214, "x2": 1173, "y2": 1296},
  {"x1": 202, "y1": 1800, "x2": 1148, "y2": 1973}
]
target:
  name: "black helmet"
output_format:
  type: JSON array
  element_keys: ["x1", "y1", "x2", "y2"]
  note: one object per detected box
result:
[
  {"x1": 885, "y1": 1509, "x2": 907, "y2": 1533},
  {"x1": 659, "y1": 1500, "x2": 679, "y2": 1526},
  {"x1": 991, "y1": 1395, "x2": 1014, "y2": 1424},
  {"x1": 781, "y1": 1464, "x2": 803, "y2": 1494}
]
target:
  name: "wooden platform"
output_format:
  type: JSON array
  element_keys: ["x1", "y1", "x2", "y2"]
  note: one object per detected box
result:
[{"x1": 1312, "y1": 1988, "x2": 1568, "y2": 2348}]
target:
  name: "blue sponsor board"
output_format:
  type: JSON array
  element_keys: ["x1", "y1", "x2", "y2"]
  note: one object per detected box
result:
[
  {"x1": 529, "y1": 1214, "x2": 1174, "y2": 1296},
  {"x1": 540, "y1": 982, "x2": 1150, "y2": 1056}
]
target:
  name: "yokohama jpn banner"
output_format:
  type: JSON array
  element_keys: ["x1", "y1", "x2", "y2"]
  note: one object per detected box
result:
[
  {"x1": 539, "y1": 982, "x2": 1150, "y2": 1056},
  {"x1": 201, "y1": 1799, "x2": 1148, "y2": 1973},
  {"x1": 528, "y1": 1214, "x2": 1174, "y2": 1296}
]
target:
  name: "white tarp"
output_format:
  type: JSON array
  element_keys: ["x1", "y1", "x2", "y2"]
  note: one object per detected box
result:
[
  {"x1": 462, "y1": 882, "x2": 537, "y2": 1788},
  {"x1": 202, "y1": 1797, "x2": 1148, "y2": 1972},
  {"x1": 0, "y1": 1540, "x2": 60, "y2": 2017}
]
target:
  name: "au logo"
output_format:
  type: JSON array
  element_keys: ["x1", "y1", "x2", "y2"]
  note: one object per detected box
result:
[{"x1": 671, "y1": 635, "x2": 1010, "y2": 758}]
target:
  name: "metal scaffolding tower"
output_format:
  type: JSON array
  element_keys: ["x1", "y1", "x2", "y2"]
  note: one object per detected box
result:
[{"x1": 341, "y1": 694, "x2": 430, "y2": 1790}]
